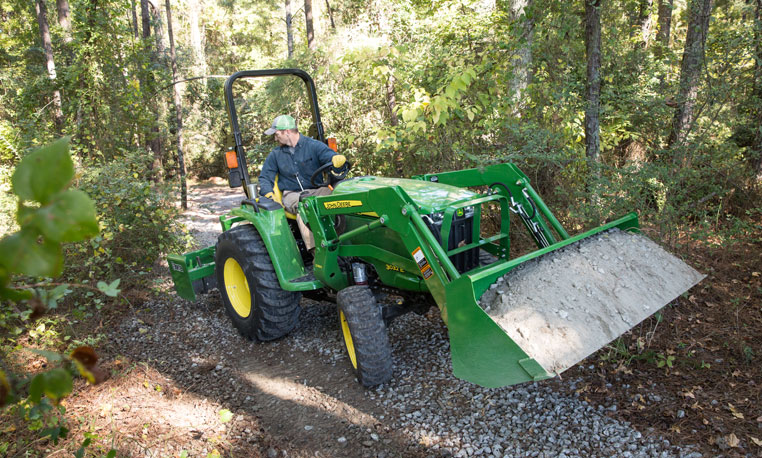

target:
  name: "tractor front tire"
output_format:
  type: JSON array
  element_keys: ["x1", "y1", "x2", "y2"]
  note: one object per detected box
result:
[
  {"x1": 215, "y1": 224, "x2": 301, "y2": 341},
  {"x1": 337, "y1": 286, "x2": 393, "y2": 387}
]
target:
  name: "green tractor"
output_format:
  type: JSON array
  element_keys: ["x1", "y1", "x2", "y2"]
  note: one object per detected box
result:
[{"x1": 168, "y1": 69, "x2": 703, "y2": 388}]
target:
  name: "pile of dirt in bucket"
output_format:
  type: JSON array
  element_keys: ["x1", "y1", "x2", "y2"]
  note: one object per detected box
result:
[{"x1": 478, "y1": 228, "x2": 705, "y2": 374}]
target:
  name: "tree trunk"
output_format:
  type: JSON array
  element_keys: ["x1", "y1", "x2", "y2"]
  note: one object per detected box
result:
[
  {"x1": 385, "y1": 74, "x2": 398, "y2": 127},
  {"x1": 585, "y1": 0, "x2": 602, "y2": 165},
  {"x1": 188, "y1": 0, "x2": 207, "y2": 75},
  {"x1": 509, "y1": 0, "x2": 534, "y2": 110},
  {"x1": 286, "y1": 0, "x2": 294, "y2": 59},
  {"x1": 35, "y1": 0, "x2": 64, "y2": 131},
  {"x1": 149, "y1": 0, "x2": 166, "y2": 60},
  {"x1": 753, "y1": 0, "x2": 762, "y2": 179},
  {"x1": 130, "y1": 0, "x2": 139, "y2": 38},
  {"x1": 140, "y1": 0, "x2": 151, "y2": 38},
  {"x1": 165, "y1": 0, "x2": 187, "y2": 209},
  {"x1": 667, "y1": 0, "x2": 713, "y2": 149},
  {"x1": 55, "y1": 0, "x2": 72, "y2": 44},
  {"x1": 140, "y1": 0, "x2": 163, "y2": 177},
  {"x1": 305, "y1": 0, "x2": 316, "y2": 50},
  {"x1": 325, "y1": 0, "x2": 336, "y2": 30},
  {"x1": 656, "y1": 0, "x2": 673, "y2": 46},
  {"x1": 637, "y1": 0, "x2": 653, "y2": 47}
]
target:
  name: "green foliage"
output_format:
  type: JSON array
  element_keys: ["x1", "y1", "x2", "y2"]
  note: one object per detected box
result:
[
  {"x1": 0, "y1": 138, "x2": 98, "y2": 296},
  {"x1": 69, "y1": 151, "x2": 187, "y2": 281}
]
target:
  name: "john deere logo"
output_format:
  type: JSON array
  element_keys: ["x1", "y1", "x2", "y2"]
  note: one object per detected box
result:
[
  {"x1": 324, "y1": 200, "x2": 362, "y2": 210},
  {"x1": 456, "y1": 208, "x2": 464, "y2": 217}
]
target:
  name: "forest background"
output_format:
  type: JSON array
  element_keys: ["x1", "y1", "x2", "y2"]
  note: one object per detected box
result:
[{"x1": 1, "y1": 0, "x2": 761, "y2": 455}]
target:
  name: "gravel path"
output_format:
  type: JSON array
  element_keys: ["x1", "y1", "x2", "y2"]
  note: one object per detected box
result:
[{"x1": 114, "y1": 180, "x2": 704, "y2": 457}]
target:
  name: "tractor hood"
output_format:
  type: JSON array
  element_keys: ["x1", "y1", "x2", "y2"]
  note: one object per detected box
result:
[{"x1": 333, "y1": 176, "x2": 478, "y2": 214}]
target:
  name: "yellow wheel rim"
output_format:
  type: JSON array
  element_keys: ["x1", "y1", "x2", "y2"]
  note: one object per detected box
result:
[
  {"x1": 340, "y1": 310, "x2": 357, "y2": 369},
  {"x1": 223, "y1": 257, "x2": 251, "y2": 318}
]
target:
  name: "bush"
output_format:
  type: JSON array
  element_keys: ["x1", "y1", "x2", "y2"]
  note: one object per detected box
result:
[{"x1": 66, "y1": 151, "x2": 188, "y2": 283}]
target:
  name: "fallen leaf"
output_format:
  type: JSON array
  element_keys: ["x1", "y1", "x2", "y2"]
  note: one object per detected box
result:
[
  {"x1": 726, "y1": 433, "x2": 740, "y2": 448},
  {"x1": 732, "y1": 370, "x2": 741, "y2": 377},
  {"x1": 757, "y1": 416, "x2": 762, "y2": 423},
  {"x1": 750, "y1": 437, "x2": 762, "y2": 447},
  {"x1": 751, "y1": 272, "x2": 760, "y2": 277},
  {"x1": 682, "y1": 391, "x2": 696, "y2": 399},
  {"x1": 670, "y1": 425, "x2": 681, "y2": 433}
]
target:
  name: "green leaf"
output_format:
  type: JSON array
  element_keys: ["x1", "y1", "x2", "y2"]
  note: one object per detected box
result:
[
  {"x1": 97, "y1": 278, "x2": 121, "y2": 297},
  {"x1": 29, "y1": 373, "x2": 44, "y2": 403},
  {"x1": 219, "y1": 408, "x2": 233, "y2": 423},
  {"x1": 106, "y1": 450, "x2": 117, "y2": 458},
  {"x1": 12, "y1": 138, "x2": 74, "y2": 204},
  {"x1": 41, "y1": 425, "x2": 68, "y2": 444},
  {"x1": 402, "y1": 108, "x2": 418, "y2": 123},
  {"x1": 24, "y1": 190, "x2": 99, "y2": 243},
  {"x1": 0, "y1": 229, "x2": 63, "y2": 277},
  {"x1": 40, "y1": 368, "x2": 73, "y2": 402}
]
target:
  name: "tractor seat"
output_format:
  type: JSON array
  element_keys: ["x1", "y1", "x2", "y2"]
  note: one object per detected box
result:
[{"x1": 270, "y1": 175, "x2": 297, "y2": 220}]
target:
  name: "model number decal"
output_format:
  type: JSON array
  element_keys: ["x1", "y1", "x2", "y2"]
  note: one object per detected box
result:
[
  {"x1": 385, "y1": 264, "x2": 405, "y2": 273},
  {"x1": 323, "y1": 200, "x2": 362, "y2": 210}
]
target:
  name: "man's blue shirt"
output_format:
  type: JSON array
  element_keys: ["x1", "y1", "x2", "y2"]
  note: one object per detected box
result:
[{"x1": 258, "y1": 134, "x2": 336, "y2": 195}]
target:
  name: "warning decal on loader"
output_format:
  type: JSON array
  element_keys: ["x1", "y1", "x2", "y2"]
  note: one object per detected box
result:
[{"x1": 412, "y1": 247, "x2": 434, "y2": 279}]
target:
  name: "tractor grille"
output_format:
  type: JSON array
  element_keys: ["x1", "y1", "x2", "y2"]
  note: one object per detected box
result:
[{"x1": 423, "y1": 209, "x2": 479, "y2": 275}]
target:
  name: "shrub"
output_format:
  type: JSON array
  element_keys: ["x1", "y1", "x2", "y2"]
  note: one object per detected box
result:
[{"x1": 66, "y1": 151, "x2": 188, "y2": 283}]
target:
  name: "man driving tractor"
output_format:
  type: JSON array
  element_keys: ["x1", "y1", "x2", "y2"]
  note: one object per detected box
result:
[{"x1": 258, "y1": 114, "x2": 346, "y2": 251}]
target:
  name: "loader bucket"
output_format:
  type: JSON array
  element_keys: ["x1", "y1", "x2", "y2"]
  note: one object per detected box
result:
[{"x1": 444, "y1": 213, "x2": 704, "y2": 388}]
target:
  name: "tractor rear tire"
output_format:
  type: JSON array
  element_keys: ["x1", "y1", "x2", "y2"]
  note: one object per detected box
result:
[
  {"x1": 337, "y1": 286, "x2": 393, "y2": 387},
  {"x1": 215, "y1": 224, "x2": 301, "y2": 341}
]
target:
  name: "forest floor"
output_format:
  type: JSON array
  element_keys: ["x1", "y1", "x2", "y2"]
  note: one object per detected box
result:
[{"x1": 5, "y1": 178, "x2": 761, "y2": 457}]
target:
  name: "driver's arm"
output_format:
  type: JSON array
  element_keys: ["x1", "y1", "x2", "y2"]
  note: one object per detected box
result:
[{"x1": 315, "y1": 144, "x2": 346, "y2": 173}]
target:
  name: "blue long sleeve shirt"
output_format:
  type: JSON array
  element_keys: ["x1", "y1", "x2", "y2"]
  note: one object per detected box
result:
[{"x1": 258, "y1": 134, "x2": 336, "y2": 195}]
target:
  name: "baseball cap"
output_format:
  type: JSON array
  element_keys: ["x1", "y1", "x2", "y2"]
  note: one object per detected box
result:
[{"x1": 264, "y1": 115, "x2": 297, "y2": 135}]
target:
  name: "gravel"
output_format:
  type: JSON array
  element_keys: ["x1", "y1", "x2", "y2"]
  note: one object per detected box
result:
[{"x1": 285, "y1": 300, "x2": 703, "y2": 457}]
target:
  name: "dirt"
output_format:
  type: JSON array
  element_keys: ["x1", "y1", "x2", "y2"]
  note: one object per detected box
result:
[
  {"x1": 7, "y1": 178, "x2": 760, "y2": 457},
  {"x1": 479, "y1": 228, "x2": 705, "y2": 374}
]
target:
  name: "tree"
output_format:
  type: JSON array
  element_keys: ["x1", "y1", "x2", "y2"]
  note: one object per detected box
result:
[
  {"x1": 305, "y1": 0, "x2": 316, "y2": 50},
  {"x1": 667, "y1": 0, "x2": 713, "y2": 149},
  {"x1": 509, "y1": 0, "x2": 534, "y2": 110},
  {"x1": 656, "y1": 0, "x2": 673, "y2": 46},
  {"x1": 585, "y1": 0, "x2": 602, "y2": 165},
  {"x1": 753, "y1": 0, "x2": 762, "y2": 179},
  {"x1": 34, "y1": 0, "x2": 64, "y2": 131},
  {"x1": 55, "y1": 0, "x2": 72, "y2": 44},
  {"x1": 325, "y1": 0, "x2": 336, "y2": 30},
  {"x1": 637, "y1": 0, "x2": 653, "y2": 46},
  {"x1": 140, "y1": 0, "x2": 164, "y2": 175},
  {"x1": 286, "y1": 0, "x2": 295, "y2": 59},
  {"x1": 166, "y1": 0, "x2": 187, "y2": 209}
]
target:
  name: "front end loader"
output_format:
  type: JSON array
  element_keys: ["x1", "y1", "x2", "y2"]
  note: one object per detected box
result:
[{"x1": 168, "y1": 69, "x2": 704, "y2": 387}]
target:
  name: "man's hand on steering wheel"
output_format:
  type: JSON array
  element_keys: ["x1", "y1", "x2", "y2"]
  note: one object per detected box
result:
[{"x1": 311, "y1": 154, "x2": 351, "y2": 188}]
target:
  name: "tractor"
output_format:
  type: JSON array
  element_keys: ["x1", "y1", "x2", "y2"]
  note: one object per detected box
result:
[{"x1": 167, "y1": 69, "x2": 703, "y2": 387}]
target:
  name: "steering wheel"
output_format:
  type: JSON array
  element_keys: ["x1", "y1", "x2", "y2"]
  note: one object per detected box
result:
[{"x1": 310, "y1": 160, "x2": 352, "y2": 188}]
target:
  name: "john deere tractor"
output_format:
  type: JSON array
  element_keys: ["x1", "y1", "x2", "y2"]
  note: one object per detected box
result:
[{"x1": 168, "y1": 69, "x2": 703, "y2": 387}]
